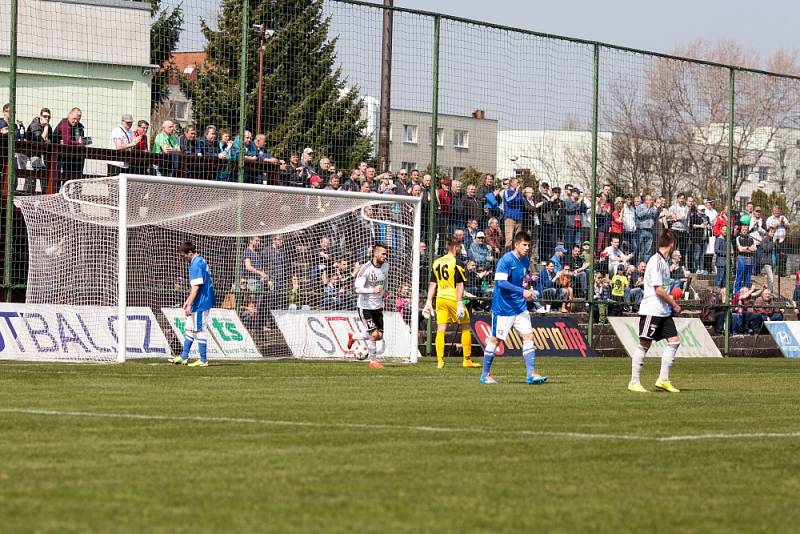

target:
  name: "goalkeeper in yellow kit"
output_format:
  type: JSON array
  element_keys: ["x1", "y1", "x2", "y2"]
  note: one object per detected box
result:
[{"x1": 423, "y1": 236, "x2": 480, "y2": 369}]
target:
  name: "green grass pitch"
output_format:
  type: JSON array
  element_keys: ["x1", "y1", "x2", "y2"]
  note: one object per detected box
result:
[{"x1": 1, "y1": 357, "x2": 799, "y2": 532}]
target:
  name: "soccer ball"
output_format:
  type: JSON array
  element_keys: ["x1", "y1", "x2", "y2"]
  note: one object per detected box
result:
[{"x1": 353, "y1": 343, "x2": 369, "y2": 361}]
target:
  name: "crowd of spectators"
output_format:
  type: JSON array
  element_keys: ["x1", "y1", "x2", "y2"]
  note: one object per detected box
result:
[{"x1": 3, "y1": 107, "x2": 795, "y2": 333}]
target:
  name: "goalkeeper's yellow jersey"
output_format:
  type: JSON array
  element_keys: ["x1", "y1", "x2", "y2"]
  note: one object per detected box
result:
[{"x1": 431, "y1": 253, "x2": 466, "y2": 303}]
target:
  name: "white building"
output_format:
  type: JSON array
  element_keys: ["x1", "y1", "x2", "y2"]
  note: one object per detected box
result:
[
  {"x1": 0, "y1": 0, "x2": 154, "y2": 174},
  {"x1": 361, "y1": 99, "x2": 498, "y2": 177},
  {"x1": 496, "y1": 129, "x2": 613, "y2": 188}
]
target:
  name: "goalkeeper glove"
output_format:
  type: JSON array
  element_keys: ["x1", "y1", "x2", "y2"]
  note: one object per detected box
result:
[
  {"x1": 422, "y1": 299, "x2": 434, "y2": 319},
  {"x1": 456, "y1": 301, "x2": 467, "y2": 320}
]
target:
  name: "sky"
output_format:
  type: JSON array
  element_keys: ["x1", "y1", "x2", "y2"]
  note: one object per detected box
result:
[
  {"x1": 167, "y1": 0, "x2": 799, "y2": 134},
  {"x1": 378, "y1": 0, "x2": 798, "y2": 66}
]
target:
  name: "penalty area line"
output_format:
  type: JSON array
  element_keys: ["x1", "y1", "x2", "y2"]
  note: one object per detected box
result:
[{"x1": 1, "y1": 408, "x2": 799, "y2": 443}]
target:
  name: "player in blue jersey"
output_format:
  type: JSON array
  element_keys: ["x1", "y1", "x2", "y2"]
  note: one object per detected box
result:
[
  {"x1": 168, "y1": 241, "x2": 216, "y2": 367},
  {"x1": 480, "y1": 230, "x2": 548, "y2": 385}
]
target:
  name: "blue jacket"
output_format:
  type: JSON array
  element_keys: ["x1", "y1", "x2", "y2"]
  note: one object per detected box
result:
[
  {"x1": 714, "y1": 236, "x2": 727, "y2": 267},
  {"x1": 469, "y1": 242, "x2": 493, "y2": 267},
  {"x1": 535, "y1": 267, "x2": 556, "y2": 293},
  {"x1": 502, "y1": 188, "x2": 523, "y2": 221}
]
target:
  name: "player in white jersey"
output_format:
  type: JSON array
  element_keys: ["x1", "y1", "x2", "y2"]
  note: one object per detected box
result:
[
  {"x1": 348, "y1": 243, "x2": 390, "y2": 368},
  {"x1": 629, "y1": 229, "x2": 683, "y2": 393}
]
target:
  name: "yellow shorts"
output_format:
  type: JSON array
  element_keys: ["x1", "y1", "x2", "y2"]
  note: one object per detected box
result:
[{"x1": 436, "y1": 299, "x2": 470, "y2": 325}]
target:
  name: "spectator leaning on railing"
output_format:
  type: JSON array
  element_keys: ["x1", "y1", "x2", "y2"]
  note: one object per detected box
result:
[
  {"x1": 52, "y1": 107, "x2": 87, "y2": 177},
  {"x1": 25, "y1": 108, "x2": 53, "y2": 142},
  {"x1": 108, "y1": 113, "x2": 142, "y2": 176}
]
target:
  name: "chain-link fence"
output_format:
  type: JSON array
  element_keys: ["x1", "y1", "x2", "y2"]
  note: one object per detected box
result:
[{"x1": 3, "y1": 0, "x2": 800, "y2": 354}]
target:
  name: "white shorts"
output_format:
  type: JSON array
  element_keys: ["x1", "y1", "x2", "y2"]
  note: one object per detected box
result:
[
  {"x1": 186, "y1": 309, "x2": 211, "y2": 336},
  {"x1": 491, "y1": 312, "x2": 533, "y2": 341}
]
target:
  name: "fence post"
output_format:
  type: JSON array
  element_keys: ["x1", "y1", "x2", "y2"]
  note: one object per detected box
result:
[
  {"x1": 424, "y1": 15, "x2": 441, "y2": 357},
  {"x1": 724, "y1": 67, "x2": 736, "y2": 356},
  {"x1": 4, "y1": 0, "x2": 19, "y2": 302},
  {"x1": 233, "y1": 0, "x2": 250, "y2": 309},
  {"x1": 586, "y1": 43, "x2": 600, "y2": 347}
]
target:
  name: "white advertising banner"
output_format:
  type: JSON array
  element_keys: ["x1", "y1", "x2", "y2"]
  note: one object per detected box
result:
[
  {"x1": 161, "y1": 308, "x2": 262, "y2": 359},
  {"x1": 272, "y1": 310, "x2": 418, "y2": 360},
  {"x1": 609, "y1": 317, "x2": 722, "y2": 358},
  {"x1": 0, "y1": 304, "x2": 171, "y2": 361},
  {"x1": 764, "y1": 322, "x2": 800, "y2": 359}
]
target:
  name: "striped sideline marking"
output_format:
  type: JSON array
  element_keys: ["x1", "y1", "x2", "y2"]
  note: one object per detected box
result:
[{"x1": 1, "y1": 408, "x2": 798, "y2": 443}]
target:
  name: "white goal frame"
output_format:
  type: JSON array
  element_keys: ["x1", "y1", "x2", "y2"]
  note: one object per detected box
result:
[{"x1": 106, "y1": 174, "x2": 422, "y2": 364}]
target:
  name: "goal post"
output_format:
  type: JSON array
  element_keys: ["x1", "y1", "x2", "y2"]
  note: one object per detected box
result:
[{"x1": 14, "y1": 175, "x2": 422, "y2": 364}]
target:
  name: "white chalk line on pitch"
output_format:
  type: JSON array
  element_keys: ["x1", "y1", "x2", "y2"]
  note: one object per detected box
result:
[
  {"x1": 0, "y1": 369, "x2": 448, "y2": 380},
  {"x1": 1, "y1": 408, "x2": 799, "y2": 443}
]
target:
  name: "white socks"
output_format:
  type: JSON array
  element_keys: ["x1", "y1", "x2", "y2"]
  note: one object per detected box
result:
[
  {"x1": 630, "y1": 345, "x2": 647, "y2": 384},
  {"x1": 353, "y1": 332, "x2": 369, "y2": 341},
  {"x1": 366, "y1": 339, "x2": 377, "y2": 360},
  {"x1": 659, "y1": 343, "x2": 680, "y2": 382}
]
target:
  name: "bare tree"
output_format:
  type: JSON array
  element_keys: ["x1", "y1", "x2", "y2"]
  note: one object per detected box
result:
[{"x1": 563, "y1": 40, "x2": 800, "y2": 202}]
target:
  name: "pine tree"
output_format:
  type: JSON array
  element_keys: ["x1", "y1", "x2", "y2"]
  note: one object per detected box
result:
[
  {"x1": 149, "y1": 0, "x2": 184, "y2": 112},
  {"x1": 181, "y1": 0, "x2": 371, "y2": 170}
]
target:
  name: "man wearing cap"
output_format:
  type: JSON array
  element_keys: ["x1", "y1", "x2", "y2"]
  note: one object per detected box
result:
[
  {"x1": 550, "y1": 244, "x2": 568, "y2": 273},
  {"x1": 300, "y1": 147, "x2": 317, "y2": 174},
  {"x1": 108, "y1": 113, "x2": 142, "y2": 176},
  {"x1": 468, "y1": 231, "x2": 494, "y2": 270}
]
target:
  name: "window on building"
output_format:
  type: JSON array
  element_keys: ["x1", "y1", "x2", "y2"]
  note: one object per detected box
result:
[
  {"x1": 796, "y1": 138, "x2": 800, "y2": 148},
  {"x1": 401, "y1": 161, "x2": 416, "y2": 172},
  {"x1": 758, "y1": 166, "x2": 770, "y2": 182},
  {"x1": 428, "y1": 127, "x2": 444, "y2": 147},
  {"x1": 681, "y1": 158, "x2": 692, "y2": 175},
  {"x1": 737, "y1": 164, "x2": 751, "y2": 181},
  {"x1": 172, "y1": 101, "x2": 188, "y2": 122},
  {"x1": 514, "y1": 168, "x2": 531, "y2": 179},
  {"x1": 403, "y1": 124, "x2": 418, "y2": 144},
  {"x1": 795, "y1": 169, "x2": 800, "y2": 180},
  {"x1": 453, "y1": 130, "x2": 469, "y2": 149},
  {"x1": 452, "y1": 167, "x2": 465, "y2": 179}
]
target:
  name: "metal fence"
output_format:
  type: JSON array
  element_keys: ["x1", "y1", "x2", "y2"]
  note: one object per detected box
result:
[{"x1": 3, "y1": 0, "x2": 800, "y2": 354}]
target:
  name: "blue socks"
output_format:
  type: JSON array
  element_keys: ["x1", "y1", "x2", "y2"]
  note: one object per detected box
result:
[
  {"x1": 482, "y1": 340, "x2": 497, "y2": 377},
  {"x1": 181, "y1": 335, "x2": 194, "y2": 360},
  {"x1": 198, "y1": 340, "x2": 208, "y2": 363},
  {"x1": 522, "y1": 339, "x2": 536, "y2": 377}
]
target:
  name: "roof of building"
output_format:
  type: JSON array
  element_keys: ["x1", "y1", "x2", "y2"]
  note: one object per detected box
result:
[{"x1": 169, "y1": 52, "x2": 209, "y2": 84}]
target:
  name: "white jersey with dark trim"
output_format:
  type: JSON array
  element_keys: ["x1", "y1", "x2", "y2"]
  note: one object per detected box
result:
[
  {"x1": 354, "y1": 261, "x2": 389, "y2": 310},
  {"x1": 638, "y1": 251, "x2": 671, "y2": 317}
]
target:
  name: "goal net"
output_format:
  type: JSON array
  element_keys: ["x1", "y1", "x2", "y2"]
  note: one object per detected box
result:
[{"x1": 13, "y1": 175, "x2": 422, "y2": 363}]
